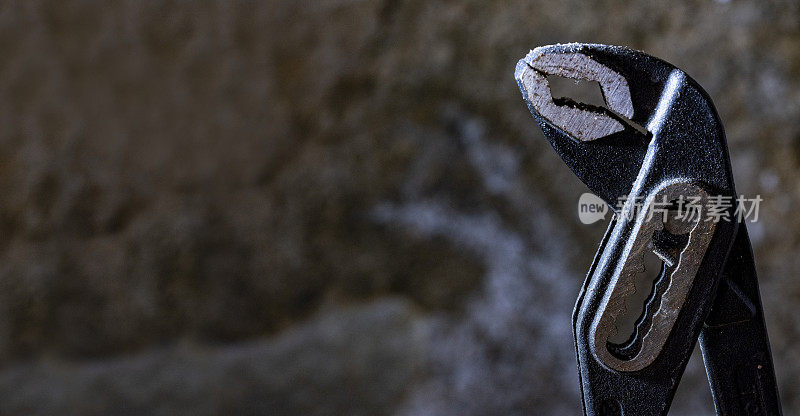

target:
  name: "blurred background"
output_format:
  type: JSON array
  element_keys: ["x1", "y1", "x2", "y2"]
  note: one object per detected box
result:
[{"x1": 0, "y1": 1, "x2": 797, "y2": 415}]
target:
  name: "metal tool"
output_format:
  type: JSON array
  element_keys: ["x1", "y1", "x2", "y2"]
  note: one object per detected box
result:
[{"x1": 515, "y1": 43, "x2": 782, "y2": 415}]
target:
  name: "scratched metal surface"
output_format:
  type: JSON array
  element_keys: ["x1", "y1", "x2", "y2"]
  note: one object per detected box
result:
[{"x1": 0, "y1": 1, "x2": 797, "y2": 415}]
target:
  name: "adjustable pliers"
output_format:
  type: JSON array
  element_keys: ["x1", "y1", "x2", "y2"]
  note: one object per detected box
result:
[{"x1": 515, "y1": 43, "x2": 781, "y2": 415}]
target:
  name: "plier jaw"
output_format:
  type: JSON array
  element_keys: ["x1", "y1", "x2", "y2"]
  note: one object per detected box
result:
[{"x1": 516, "y1": 43, "x2": 782, "y2": 415}]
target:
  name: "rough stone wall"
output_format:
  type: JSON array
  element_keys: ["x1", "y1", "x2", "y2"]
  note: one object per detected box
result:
[{"x1": 0, "y1": 1, "x2": 797, "y2": 414}]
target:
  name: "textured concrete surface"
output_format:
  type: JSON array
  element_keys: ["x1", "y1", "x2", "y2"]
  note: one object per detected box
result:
[{"x1": 0, "y1": 0, "x2": 798, "y2": 414}]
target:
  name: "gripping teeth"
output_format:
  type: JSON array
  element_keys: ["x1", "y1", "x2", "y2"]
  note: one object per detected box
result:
[
  {"x1": 515, "y1": 48, "x2": 637, "y2": 142},
  {"x1": 524, "y1": 48, "x2": 634, "y2": 119}
]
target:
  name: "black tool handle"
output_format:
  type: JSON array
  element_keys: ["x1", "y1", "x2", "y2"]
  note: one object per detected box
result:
[{"x1": 700, "y1": 222, "x2": 782, "y2": 415}]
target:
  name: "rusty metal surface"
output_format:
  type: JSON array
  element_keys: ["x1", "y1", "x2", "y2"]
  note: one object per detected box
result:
[{"x1": 592, "y1": 181, "x2": 715, "y2": 372}]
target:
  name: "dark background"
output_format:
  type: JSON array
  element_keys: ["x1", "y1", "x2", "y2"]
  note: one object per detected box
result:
[{"x1": 0, "y1": 1, "x2": 797, "y2": 415}]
